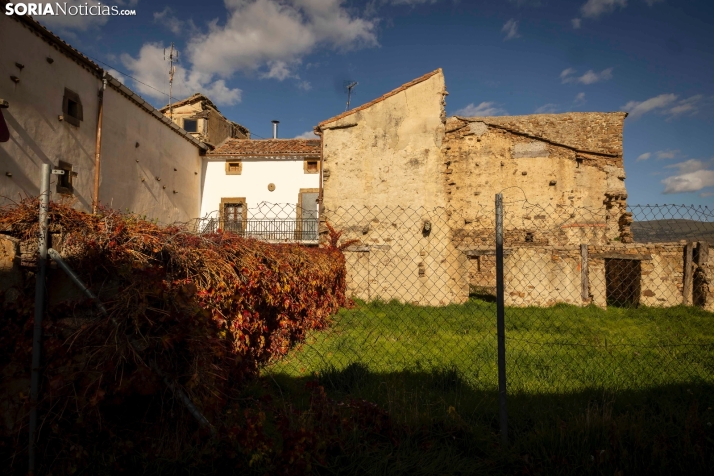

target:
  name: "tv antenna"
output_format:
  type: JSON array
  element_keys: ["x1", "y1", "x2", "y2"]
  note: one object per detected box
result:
[
  {"x1": 164, "y1": 43, "x2": 179, "y2": 121},
  {"x1": 344, "y1": 80, "x2": 358, "y2": 111}
]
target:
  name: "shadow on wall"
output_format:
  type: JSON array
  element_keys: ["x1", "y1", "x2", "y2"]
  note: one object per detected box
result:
[{"x1": 0, "y1": 110, "x2": 91, "y2": 210}]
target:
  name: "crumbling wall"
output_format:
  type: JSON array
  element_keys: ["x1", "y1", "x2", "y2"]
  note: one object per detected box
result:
[
  {"x1": 442, "y1": 113, "x2": 629, "y2": 246},
  {"x1": 497, "y1": 242, "x2": 706, "y2": 309}
]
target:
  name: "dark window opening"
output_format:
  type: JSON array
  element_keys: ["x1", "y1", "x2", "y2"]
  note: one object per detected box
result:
[
  {"x1": 606, "y1": 259, "x2": 641, "y2": 307},
  {"x1": 62, "y1": 88, "x2": 83, "y2": 127},
  {"x1": 307, "y1": 161, "x2": 318, "y2": 172},
  {"x1": 183, "y1": 119, "x2": 198, "y2": 133},
  {"x1": 56, "y1": 160, "x2": 73, "y2": 195},
  {"x1": 67, "y1": 99, "x2": 79, "y2": 119},
  {"x1": 228, "y1": 162, "x2": 240, "y2": 172},
  {"x1": 525, "y1": 232, "x2": 534, "y2": 243}
]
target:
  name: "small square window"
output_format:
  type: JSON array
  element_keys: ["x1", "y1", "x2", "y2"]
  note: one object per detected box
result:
[
  {"x1": 183, "y1": 119, "x2": 198, "y2": 133},
  {"x1": 62, "y1": 88, "x2": 83, "y2": 127},
  {"x1": 56, "y1": 160, "x2": 74, "y2": 195},
  {"x1": 225, "y1": 160, "x2": 242, "y2": 175},
  {"x1": 304, "y1": 159, "x2": 320, "y2": 174}
]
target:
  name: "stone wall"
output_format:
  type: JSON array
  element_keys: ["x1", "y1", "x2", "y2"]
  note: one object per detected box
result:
[
  {"x1": 443, "y1": 113, "x2": 629, "y2": 246},
  {"x1": 494, "y1": 242, "x2": 711, "y2": 309},
  {"x1": 319, "y1": 70, "x2": 468, "y2": 305},
  {"x1": 317, "y1": 70, "x2": 632, "y2": 305}
]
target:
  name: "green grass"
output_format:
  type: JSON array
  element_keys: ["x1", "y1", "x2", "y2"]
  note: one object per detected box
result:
[
  {"x1": 259, "y1": 298, "x2": 714, "y2": 475},
  {"x1": 269, "y1": 298, "x2": 714, "y2": 393}
]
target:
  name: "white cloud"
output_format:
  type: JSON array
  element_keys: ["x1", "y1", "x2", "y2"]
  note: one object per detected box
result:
[
  {"x1": 622, "y1": 94, "x2": 677, "y2": 118},
  {"x1": 665, "y1": 158, "x2": 710, "y2": 174},
  {"x1": 261, "y1": 60, "x2": 297, "y2": 80},
  {"x1": 661, "y1": 158, "x2": 714, "y2": 194},
  {"x1": 580, "y1": 0, "x2": 627, "y2": 19},
  {"x1": 154, "y1": 7, "x2": 198, "y2": 35},
  {"x1": 667, "y1": 95, "x2": 704, "y2": 117},
  {"x1": 662, "y1": 169, "x2": 714, "y2": 194},
  {"x1": 186, "y1": 0, "x2": 378, "y2": 79},
  {"x1": 636, "y1": 152, "x2": 651, "y2": 161},
  {"x1": 535, "y1": 103, "x2": 558, "y2": 113},
  {"x1": 560, "y1": 68, "x2": 577, "y2": 80},
  {"x1": 656, "y1": 149, "x2": 680, "y2": 160},
  {"x1": 571, "y1": 18, "x2": 582, "y2": 29},
  {"x1": 502, "y1": 19, "x2": 520, "y2": 40},
  {"x1": 453, "y1": 102, "x2": 508, "y2": 117},
  {"x1": 106, "y1": 68, "x2": 126, "y2": 84},
  {"x1": 121, "y1": 43, "x2": 242, "y2": 106},
  {"x1": 295, "y1": 130, "x2": 319, "y2": 138},
  {"x1": 298, "y1": 80, "x2": 312, "y2": 91},
  {"x1": 621, "y1": 94, "x2": 711, "y2": 119},
  {"x1": 701, "y1": 192, "x2": 714, "y2": 198},
  {"x1": 34, "y1": 0, "x2": 108, "y2": 33},
  {"x1": 561, "y1": 67, "x2": 613, "y2": 84},
  {"x1": 574, "y1": 92, "x2": 586, "y2": 105},
  {"x1": 644, "y1": 0, "x2": 664, "y2": 6},
  {"x1": 123, "y1": 0, "x2": 379, "y2": 107}
]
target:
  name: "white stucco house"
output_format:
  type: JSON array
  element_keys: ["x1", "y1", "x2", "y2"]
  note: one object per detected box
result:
[
  {"x1": 199, "y1": 138, "x2": 322, "y2": 241},
  {"x1": 0, "y1": 12, "x2": 322, "y2": 242}
]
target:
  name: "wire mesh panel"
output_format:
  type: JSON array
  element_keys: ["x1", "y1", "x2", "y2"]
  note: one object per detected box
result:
[
  {"x1": 502, "y1": 200, "x2": 714, "y2": 394},
  {"x1": 268, "y1": 205, "x2": 499, "y2": 392}
]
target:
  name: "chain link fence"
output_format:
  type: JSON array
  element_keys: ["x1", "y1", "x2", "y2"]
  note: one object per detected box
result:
[{"x1": 191, "y1": 200, "x2": 713, "y2": 402}]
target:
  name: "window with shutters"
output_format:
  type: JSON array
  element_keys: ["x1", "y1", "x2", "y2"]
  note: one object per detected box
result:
[
  {"x1": 303, "y1": 159, "x2": 320, "y2": 174},
  {"x1": 62, "y1": 88, "x2": 83, "y2": 127},
  {"x1": 220, "y1": 197, "x2": 246, "y2": 234},
  {"x1": 225, "y1": 160, "x2": 242, "y2": 175}
]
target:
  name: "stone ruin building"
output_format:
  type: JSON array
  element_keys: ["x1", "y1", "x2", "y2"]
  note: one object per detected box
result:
[{"x1": 314, "y1": 69, "x2": 712, "y2": 311}]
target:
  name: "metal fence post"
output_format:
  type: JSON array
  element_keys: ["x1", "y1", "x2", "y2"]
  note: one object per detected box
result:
[
  {"x1": 29, "y1": 163, "x2": 51, "y2": 475},
  {"x1": 495, "y1": 193, "x2": 508, "y2": 445}
]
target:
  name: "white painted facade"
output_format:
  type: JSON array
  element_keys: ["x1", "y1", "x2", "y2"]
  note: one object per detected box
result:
[
  {"x1": 200, "y1": 157, "x2": 319, "y2": 218},
  {"x1": 0, "y1": 14, "x2": 206, "y2": 223}
]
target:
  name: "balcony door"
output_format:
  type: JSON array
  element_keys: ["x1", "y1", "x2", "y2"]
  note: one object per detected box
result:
[{"x1": 297, "y1": 189, "x2": 319, "y2": 241}]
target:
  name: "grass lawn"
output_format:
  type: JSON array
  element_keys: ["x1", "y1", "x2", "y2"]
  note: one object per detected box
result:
[{"x1": 259, "y1": 298, "x2": 714, "y2": 475}]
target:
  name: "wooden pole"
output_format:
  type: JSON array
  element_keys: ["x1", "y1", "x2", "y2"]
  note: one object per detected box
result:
[
  {"x1": 683, "y1": 242, "x2": 694, "y2": 305},
  {"x1": 694, "y1": 242, "x2": 709, "y2": 307},
  {"x1": 581, "y1": 244, "x2": 589, "y2": 303}
]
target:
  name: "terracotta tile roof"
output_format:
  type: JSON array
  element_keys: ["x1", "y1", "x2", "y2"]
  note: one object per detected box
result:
[
  {"x1": 208, "y1": 139, "x2": 321, "y2": 156},
  {"x1": 316, "y1": 68, "x2": 443, "y2": 129}
]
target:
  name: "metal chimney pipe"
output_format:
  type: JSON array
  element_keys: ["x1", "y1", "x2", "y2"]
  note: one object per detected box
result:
[{"x1": 272, "y1": 120, "x2": 279, "y2": 139}]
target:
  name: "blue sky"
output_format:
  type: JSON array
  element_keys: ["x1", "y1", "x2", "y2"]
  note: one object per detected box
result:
[{"x1": 32, "y1": 0, "x2": 714, "y2": 206}]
